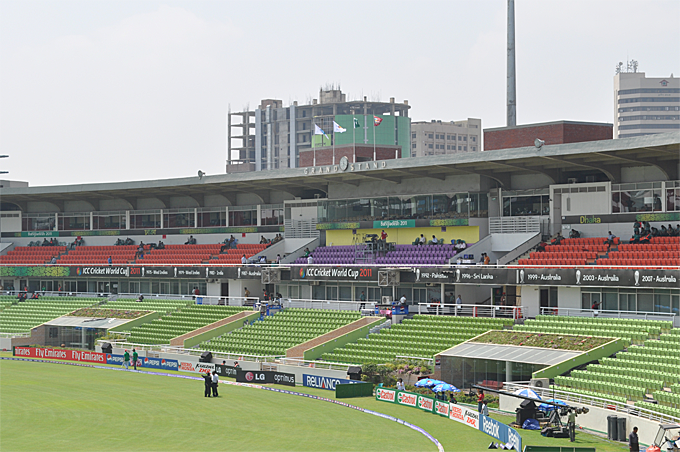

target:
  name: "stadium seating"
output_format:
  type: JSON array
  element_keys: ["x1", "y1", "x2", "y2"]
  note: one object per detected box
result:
[
  {"x1": 321, "y1": 315, "x2": 512, "y2": 364},
  {"x1": 0, "y1": 246, "x2": 67, "y2": 264},
  {"x1": 0, "y1": 297, "x2": 100, "y2": 333},
  {"x1": 596, "y1": 237, "x2": 680, "y2": 266},
  {"x1": 124, "y1": 305, "x2": 249, "y2": 344},
  {"x1": 211, "y1": 244, "x2": 269, "y2": 264},
  {"x1": 58, "y1": 245, "x2": 141, "y2": 265},
  {"x1": 517, "y1": 238, "x2": 609, "y2": 266},
  {"x1": 294, "y1": 244, "x2": 459, "y2": 266},
  {"x1": 102, "y1": 298, "x2": 191, "y2": 315},
  {"x1": 140, "y1": 244, "x2": 221, "y2": 265},
  {"x1": 201, "y1": 308, "x2": 362, "y2": 356}
]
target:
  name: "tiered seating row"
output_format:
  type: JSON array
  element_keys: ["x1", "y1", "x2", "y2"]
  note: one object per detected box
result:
[
  {"x1": 322, "y1": 315, "x2": 511, "y2": 365},
  {"x1": 636, "y1": 401, "x2": 680, "y2": 419},
  {"x1": 125, "y1": 305, "x2": 249, "y2": 344},
  {"x1": 0, "y1": 297, "x2": 99, "y2": 333},
  {"x1": 0, "y1": 246, "x2": 67, "y2": 264},
  {"x1": 103, "y1": 298, "x2": 191, "y2": 315},
  {"x1": 202, "y1": 309, "x2": 361, "y2": 356}
]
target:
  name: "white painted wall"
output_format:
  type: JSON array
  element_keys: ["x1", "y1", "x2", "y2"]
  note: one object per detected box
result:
[
  {"x1": 520, "y1": 285, "x2": 540, "y2": 318},
  {"x1": 491, "y1": 233, "x2": 537, "y2": 252},
  {"x1": 558, "y1": 287, "x2": 581, "y2": 310}
]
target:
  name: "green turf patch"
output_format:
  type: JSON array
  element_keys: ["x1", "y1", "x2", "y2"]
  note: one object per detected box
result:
[{"x1": 472, "y1": 330, "x2": 611, "y2": 351}]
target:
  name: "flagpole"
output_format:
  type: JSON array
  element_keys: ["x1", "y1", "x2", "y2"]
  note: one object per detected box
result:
[
  {"x1": 352, "y1": 116, "x2": 356, "y2": 163},
  {"x1": 373, "y1": 111, "x2": 376, "y2": 161},
  {"x1": 332, "y1": 121, "x2": 335, "y2": 165}
]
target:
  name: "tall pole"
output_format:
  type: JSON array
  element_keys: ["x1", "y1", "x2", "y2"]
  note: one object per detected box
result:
[
  {"x1": 507, "y1": 0, "x2": 517, "y2": 127},
  {"x1": 373, "y1": 111, "x2": 376, "y2": 161},
  {"x1": 0, "y1": 155, "x2": 8, "y2": 246}
]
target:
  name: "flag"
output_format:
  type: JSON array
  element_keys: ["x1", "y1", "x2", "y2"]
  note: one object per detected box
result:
[
  {"x1": 314, "y1": 124, "x2": 326, "y2": 135},
  {"x1": 353, "y1": 118, "x2": 360, "y2": 128},
  {"x1": 333, "y1": 121, "x2": 346, "y2": 133},
  {"x1": 373, "y1": 116, "x2": 383, "y2": 126}
]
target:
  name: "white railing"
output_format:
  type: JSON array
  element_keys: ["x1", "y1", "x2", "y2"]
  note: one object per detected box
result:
[
  {"x1": 395, "y1": 355, "x2": 434, "y2": 365},
  {"x1": 539, "y1": 306, "x2": 678, "y2": 327},
  {"x1": 283, "y1": 298, "x2": 372, "y2": 311},
  {"x1": 417, "y1": 302, "x2": 524, "y2": 319},
  {"x1": 503, "y1": 382, "x2": 680, "y2": 424},
  {"x1": 97, "y1": 339, "x2": 351, "y2": 371},
  {"x1": 0, "y1": 332, "x2": 31, "y2": 338}
]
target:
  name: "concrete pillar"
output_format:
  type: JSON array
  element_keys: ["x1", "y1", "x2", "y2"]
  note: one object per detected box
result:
[
  {"x1": 160, "y1": 209, "x2": 164, "y2": 229},
  {"x1": 54, "y1": 212, "x2": 58, "y2": 231},
  {"x1": 506, "y1": 361, "x2": 512, "y2": 383},
  {"x1": 125, "y1": 211, "x2": 130, "y2": 230},
  {"x1": 194, "y1": 208, "x2": 198, "y2": 228},
  {"x1": 257, "y1": 205, "x2": 262, "y2": 226},
  {"x1": 89, "y1": 212, "x2": 93, "y2": 230}
]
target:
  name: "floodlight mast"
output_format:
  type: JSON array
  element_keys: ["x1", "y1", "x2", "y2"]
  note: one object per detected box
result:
[{"x1": 507, "y1": 0, "x2": 517, "y2": 127}]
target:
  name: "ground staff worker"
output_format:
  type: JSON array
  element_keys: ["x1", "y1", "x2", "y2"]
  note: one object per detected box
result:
[
  {"x1": 567, "y1": 409, "x2": 578, "y2": 442},
  {"x1": 123, "y1": 350, "x2": 130, "y2": 370},
  {"x1": 132, "y1": 349, "x2": 138, "y2": 370},
  {"x1": 203, "y1": 372, "x2": 213, "y2": 397},
  {"x1": 629, "y1": 427, "x2": 639, "y2": 452}
]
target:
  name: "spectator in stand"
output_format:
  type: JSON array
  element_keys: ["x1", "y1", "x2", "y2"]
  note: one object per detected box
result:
[
  {"x1": 484, "y1": 254, "x2": 491, "y2": 265},
  {"x1": 537, "y1": 241, "x2": 547, "y2": 252},
  {"x1": 136, "y1": 294, "x2": 144, "y2": 302},
  {"x1": 229, "y1": 235, "x2": 236, "y2": 248},
  {"x1": 76, "y1": 236, "x2": 83, "y2": 246},
  {"x1": 430, "y1": 235, "x2": 439, "y2": 245},
  {"x1": 660, "y1": 225, "x2": 669, "y2": 236},
  {"x1": 42, "y1": 238, "x2": 50, "y2": 247},
  {"x1": 50, "y1": 256, "x2": 57, "y2": 265},
  {"x1": 262, "y1": 289, "x2": 269, "y2": 301},
  {"x1": 675, "y1": 225, "x2": 680, "y2": 237},
  {"x1": 380, "y1": 230, "x2": 388, "y2": 242},
  {"x1": 418, "y1": 234, "x2": 426, "y2": 245},
  {"x1": 640, "y1": 231, "x2": 652, "y2": 244},
  {"x1": 303, "y1": 248, "x2": 310, "y2": 257},
  {"x1": 631, "y1": 231, "x2": 641, "y2": 244},
  {"x1": 241, "y1": 254, "x2": 247, "y2": 264},
  {"x1": 569, "y1": 229, "x2": 580, "y2": 238},
  {"x1": 185, "y1": 235, "x2": 196, "y2": 245},
  {"x1": 477, "y1": 389, "x2": 485, "y2": 413},
  {"x1": 605, "y1": 231, "x2": 617, "y2": 247},
  {"x1": 259, "y1": 236, "x2": 267, "y2": 244},
  {"x1": 591, "y1": 299, "x2": 600, "y2": 311},
  {"x1": 668, "y1": 224, "x2": 675, "y2": 236},
  {"x1": 157, "y1": 240, "x2": 165, "y2": 250},
  {"x1": 276, "y1": 254, "x2": 281, "y2": 265},
  {"x1": 551, "y1": 233, "x2": 563, "y2": 245},
  {"x1": 258, "y1": 255, "x2": 267, "y2": 264},
  {"x1": 643, "y1": 221, "x2": 651, "y2": 234},
  {"x1": 307, "y1": 255, "x2": 313, "y2": 265},
  {"x1": 220, "y1": 239, "x2": 230, "y2": 253},
  {"x1": 455, "y1": 239, "x2": 467, "y2": 251},
  {"x1": 108, "y1": 256, "x2": 112, "y2": 266}
]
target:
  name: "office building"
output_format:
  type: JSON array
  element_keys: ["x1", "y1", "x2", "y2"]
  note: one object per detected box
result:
[
  {"x1": 410, "y1": 119, "x2": 481, "y2": 157},
  {"x1": 614, "y1": 72, "x2": 680, "y2": 138}
]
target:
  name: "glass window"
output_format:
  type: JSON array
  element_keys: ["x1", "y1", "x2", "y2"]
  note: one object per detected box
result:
[
  {"x1": 667, "y1": 188, "x2": 680, "y2": 211},
  {"x1": 637, "y1": 290, "x2": 653, "y2": 312},
  {"x1": 654, "y1": 290, "x2": 671, "y2": 313},
  {"x1": 603, "y1": 290, "x2": 618, "y2": 311}
]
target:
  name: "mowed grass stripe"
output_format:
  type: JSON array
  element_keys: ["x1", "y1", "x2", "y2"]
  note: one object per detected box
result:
[{"x1": 0, "y1": 359, "x2": 435, "y2": 452}]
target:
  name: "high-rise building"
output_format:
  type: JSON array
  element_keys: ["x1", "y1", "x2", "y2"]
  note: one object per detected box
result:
[
  {"x1": 410, "y1": 119, "x2": 482, "y2": 157},
  {"x1": 226, "y1": 88, "x2": 410, "y2": 173},
  {"x1": 614, "y1": 72, "x2": 680, "y2": 138}
]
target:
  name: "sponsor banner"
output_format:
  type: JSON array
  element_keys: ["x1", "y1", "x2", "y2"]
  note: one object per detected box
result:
[
  {"x1": 233, "y1": 370, "x2": 295, "y2": 386},
  {"x1": 303, "y1": 374, "x2": 359, "y2": 391},
  {"x1": 479, "y1": 415, "x2": 522, "y2": 452},
  {"x1": 416, "y1": 394, "x2": 435, "y2": 413},
  {"x1": 106, "y1": 354, "x2": 178, "y2": 371},
  {"x1": 19, "y1": 231, "x2": 60, "y2": 238},
  {"x1": 434, "y1": 400, "x2": 450, "y2": 417},
  {"x1": 373, "y1": 220, "x2": 416, "y2": 229},
  {"x1": 292, "y1": 266, "x2": 377, "y2": 282},
  {"x1": 178, "y1": 360, "x2": 214, "y2": 374},
  {"x1": 396, "y1": 391, "x2": 418, "y2": 408},
  {"x1": 400, "y1": 268, "x2": 454, "y2": 283},
  {"x1": 376, "y1": 387, "x2": 396, "y2": 402},
  {"x1": 14, "y1": 346, "x2": 106, "y2": 364},
  {"x1": 215, "y1": 364, "x2": 239, "y2": 378},
  {"x1": 449, "y1": 404, "x2": 480, "y2": 429}
]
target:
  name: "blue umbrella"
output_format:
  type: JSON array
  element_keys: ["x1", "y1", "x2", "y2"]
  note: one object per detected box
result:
[
  {"x1": 432, "y1": 383, "x2": 460, "y2": 393},
  {"x1": 538, "y1": 399, "x2": 567, "y2": 412},
  {"x1": 414, "y1": 378, "x2": 445, "y2": 388},
  {"x1": 514, "y1": 388, "x2": 541, "y2": 400}
]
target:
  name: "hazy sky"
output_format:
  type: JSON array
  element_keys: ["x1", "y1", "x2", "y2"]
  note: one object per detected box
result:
[{"x1": 1, "y1": 0, "x2": 679, "y2": 187}]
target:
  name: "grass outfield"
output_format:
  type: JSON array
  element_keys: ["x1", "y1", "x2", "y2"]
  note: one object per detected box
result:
[{"x1": 0, "y1": 358, "x2": 629, "y2": 452}]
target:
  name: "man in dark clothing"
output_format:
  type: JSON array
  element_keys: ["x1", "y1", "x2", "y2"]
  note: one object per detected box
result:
[
  {"x1": 629, "y1": 426, "x2": 639, "y2": 452},
  {"x1": 359, "y1": 291, "x2": 366, "y2": 310},
  {"x1": 203, "y1": 372, "x2": 213, "y2": 397},
  {"x1": 132, "y1": 349, "x2": 138, "y2": 370},
  {"x1": 567, "y1": 409, "x2": 577, "y2": 442}
]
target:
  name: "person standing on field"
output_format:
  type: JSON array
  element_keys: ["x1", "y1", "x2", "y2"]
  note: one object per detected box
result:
[
  {"x1": 211, "y1": 370, "x2": 219, "y2": 397},
  {"x1": 132, "y1": 349, "x2": 138, "y2": 370},
  {"x1": 203, "y1": 371, "x2": 212, "y2": 397},
  {"x1": 123, "y1": 350, "x2": 130, "y2": 370}
]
